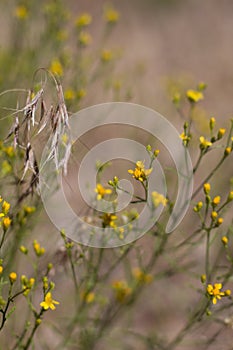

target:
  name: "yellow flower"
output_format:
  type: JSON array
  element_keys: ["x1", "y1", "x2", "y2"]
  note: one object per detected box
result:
[
  {"x1": 85, "y1": 292, "x2": 95, "y2": 304},
  {"x1": 211, "y1": 211, "x2": 218, "y2": 220},
  {"x1": 225, "y1": 289, "x2": 231, "y2": 296},
  {"x1": 186, "y1": 89, "x2": 204, "y2": 103},
  {"x1": 224, "y1": 147, "x2": 232, "y2": 156},
  {"x1": 217, "y1": 128, "x2": 226, "y2": 139},
  {"x1": 199, "y1": 136, "x2": 212, "y2": 149},
  {"x1": 24, "y1": 206, "x2": 36, "y2": 214},
  {"x1": 104, "y1": 7, "x2": 119, "y2": 24},
  {"x1": 209, "y1": 117, "x2": 216, "y2": 130},
  {"x1": 50, "y1": 59, "x2": 63, "y2": 77},
  {"x1": 180, "y1": 132, "x2": 191, "y2": 145},
  {"x1": 2, "y1": 201, "x2": 10, "y2": 215},
  {"x1": 216, "y1": 217, "x2": 223, "y2": 226},
  {"x1": 0, "y1": 266, "x2": 3, "y2": 274},
  {"x1": 128, "y1": 161, "x2": 152, "y2": 182},
  {"x1": 151, "y1": 191, "x2": 167, "y2": 208},
  {"x1": 133, "y1": 268, "x2": 153, "y2": 284},
  {"x1": 40, "y1": 292, "x2": 59, "y2": 310},
  {"x1": 78, "y1": 31, "x2": 92, "y2": 47},
  {"x1": 95, "y1": 183, "x2": 112, "y2": 200},
  {"x1": 193, "y1": 201, "x2": 203, "y2": 212},
  {"x1": 2, "y1": 160, "x2": 12, "y2": 175},
  {"x1": 207, "y1": 283, "x2": 226, "y2": 304},
  {"x1": 9, "y1": 272, "x2": 17, "y2": 283},
  {"x1": 228, "y1": 191, "x2": 233, "y2": 201},
  {"x1": 75, "y1": 13, "x2": 92, "y2": 28},
  {"x1": 201, "y1": 274, "x2": 206, "y2": 283},
  {"x1": 221, "y1": 236, "x2": 228, "y2": 246},
  {"x1": 20, "y1": 245, "x2": 28, "y2": 254},
  {"x1": 100, "y1": 213, "x2": 117, "y2": 228},
  {"x1": 203, "y1": 183, "x2": 211, "y2": 194},
  {"x1": 112, "y1": 280, "x2": 132, "y2": 303},
  {"x1": 2, "y1": 217, "x2": 11, "y2": 230},
  {"x1": 4, "y1": 146, "x2": 15, "y2": 158},
  {"x1": 77, "y1": 89, "x2": 86, "y2": 100},
  {"x1": 33, "y1": 240, "x2": 45, "y2": 257},
  {"x1": 15, "y1": 5, "x2": 28, "y2": 20},
  {"x1": 212, "y1": 196, "x2": 221, "y2": 206},
  {"x1": 101, "y1": 49, "x2": 113, "y2": 62},
  {"x1": 64, "y1": 89, "x2": 75, "y2": 100}
]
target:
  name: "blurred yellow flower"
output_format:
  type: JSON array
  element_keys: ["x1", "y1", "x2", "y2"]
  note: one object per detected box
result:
[
  {"x1": 3, "y1": 217, "x2": 11, "y2": 230},
  {"x1": 100, "y1": 213, "x2": 117, "y2": 228},
  {"x1": 101, "y1": 49, "x2": 113, "y2": 62},
  {"x1": 15, "y1": 5, "x2": 28, "y2": 20},
  {"x1": 2, "y1": 201, "x2": 10, "y2": 215},
  {"x1": 212, "y1": 196, "x2": 221, "y2": 205},
  {"x1": 186, "y1": 89, "x2": 204, "y2": 103},
  {"x1": 221, "y1": 236, "x2": 228, "y2": 246},
  {"x1": 64, "y1": 89, "x2": 75, "y2": 100},
  {"x1": 50, "y1": 59, "x2": 63, "y2": 77},
  {"x1": 133, "y1": 268, "x2": 153, "y2": 284},
  {"x1": 33, "y1": 240, "x2": 45, "y2": 257},
  {"x1": 112, "y1": 280, "x2": 132, "y2": 303},
  {"x1": 104, "y1": 7, "x2": 119, "y2": 24},
  {"x1": 77, "y1": 89, "x2": 87, "y2": 100},
  {"x1": 203, "y1": 183, "x2": 211, "y2": 194},
  {"x1": 75, "y1": 13, "x2": 92, "y2": 28},
  {"x1": 78, "y1": 31, "x2": 92, "y2": 47},
  {"x1": 151, "y1": 191, "x2": 167, "y2": 208}
]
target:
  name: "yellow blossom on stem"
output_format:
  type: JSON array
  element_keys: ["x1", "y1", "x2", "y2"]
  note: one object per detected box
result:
[
  {"x1": 40, "y1": 292, "x2": 59, "y2": 310},
  {"x1": 201, "y1": 274, "x2": 206, "y2": 283},
  {"x1": 104, "y1": 7, "x2": 120, "y2": 24},
  {"x1": 224, "y1": 147, "x2": 232, "y2": 156},
  {"x1": 9, "y1": 272, "x2": 17, "y2": 283},
  {"x1": 133, "y1": 268, "x2": 153, "y2": 284},
  {"x1": 2, "y1": 217, "x2": 11, "y2": 230},
  {"x1": 78, "y1": 31, "x2": 92, "y2": 47},
  {"x1": 193, "y1": 201, "x2": 203, "y2": 212},
  {"x1": 217, "y1": 128, "x2": 226, "y2": 139},
  {"x1": 64, "y1": 89, "x2": 75, "y2": 101},
  {"x1": 128, "y1": 161, "x2": 152, "y2": 182},
  {"x1": 199, "y1": 136, "x2": 212, "y2": 150},
  {"x1": 50, "y1": 59, "x2": 63, "y2": 77},
  {"x1": 211, "y1": 211, "x2": 218, "y2": 220},
  {"x1": 15, "y1": 5, "x2": 28, "y2": 20},
  {"x1": 95, "y1": 183, "x2": 112, "y2": 200},
  {"x1": 212, "y1": 196, "x2": 221, "y2": 206},
  {"x1": 112, "y1": 280, "x2": 132, "y2": 303},
  {"x1": 216, "y1": 218, "x2": 223, "y2": 226},
  {"x1": 2, "y1": 201, "x2": 10, "y2": 215},
  {"x1": 221, "y1": 236, "x2": 228, "y2": 246},
  {"x1": 100, "y1": 213, "x2": 117, "y2": 228},
  {"x1": 101, "y1": 49, "x2": 113, "y2": 62},
  {"x1": 151, "y1": 192, "x2": 167, "y2": 208},
  {"x1": 77, "y1": 89, "x2": 86, "y2": 100},
  {"x1": 209, "y1": 117, "x2": 216, "y2": 130},
  {"x1": 75, "y1": 13, "x2": 92, "y2": 28},
  {"x1": 203, "y1": 183, "x2": 211, "y2": 195},
  {"x1": 0, "y1": 266, "x2": 3, "y2": 274},
  {"x1": 186, "y1": 89, "x2": 204, "y2": 103},
  {"x1": 33, "y1": 240, "x2": 45, "y2": 257},
  {"x1": 228, "y1": 191, "x2": 233, "y2": 201}
]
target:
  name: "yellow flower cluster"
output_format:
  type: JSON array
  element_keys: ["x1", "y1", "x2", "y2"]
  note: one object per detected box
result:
[
  {"x1": 112, "y1": 280, "x2": 132, "y2": 303},
  {"x1": 33, "y1": 240, "x2": 45, "y2": 257},
  {"x1": 133, "y1": 268, "x2": 153, "y2": 284},
  {"x1": 186, "y1": 89, "x2": 204, "y2": 103},
  {"x1": 206, "y1": 283, "x2": 231, "y2": 305},
  {"x1": 151, "y1": 192, "x2": 167, "y2": 208},
  {"x1": 104, "y1": 7, "x2": 120, "y2": 24},
  {"x1": 128, "y1": 161, "x2": 152, "y2": 182},
  {"x1": 0, "y1": 197, "x2": 11, "y2": 231},
  {"x1": 21, "y1": 275, "x2": 35, "y2": 296},
  {"x1": 100, "y1": 213, "x2": 117, "y2": 228}
]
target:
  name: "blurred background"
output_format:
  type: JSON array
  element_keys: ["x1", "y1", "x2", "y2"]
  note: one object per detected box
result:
[{"x1": 0, "y1": 0, "x2": 233, "y2": 349}]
